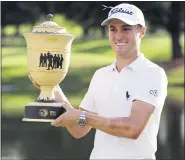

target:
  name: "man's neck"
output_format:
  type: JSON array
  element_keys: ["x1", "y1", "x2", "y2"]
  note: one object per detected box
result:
[{"x1": 116, "y1": 53, "x2": 139, "y2": 72}]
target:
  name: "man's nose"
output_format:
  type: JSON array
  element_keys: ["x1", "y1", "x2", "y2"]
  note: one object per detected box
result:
[{"x1": 114, "y1": 31, "x2": 123, "y2": 41}]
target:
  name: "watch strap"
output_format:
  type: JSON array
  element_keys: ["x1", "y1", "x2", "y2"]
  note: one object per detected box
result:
[{"x1": 80, "y1": 111, "x2": 86, "y2": 119}]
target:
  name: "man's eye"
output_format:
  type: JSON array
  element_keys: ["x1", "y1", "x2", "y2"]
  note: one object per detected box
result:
[
  {"x1": 123, "y1": 28, "x2": 130, "y2": 31},
  {"x1": 110, "y1": 28, "x2": 115, "y2": 31}
]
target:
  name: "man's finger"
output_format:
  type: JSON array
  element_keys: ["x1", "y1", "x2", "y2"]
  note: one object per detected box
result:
[
  {"x1": 51, "y1": 114, "x2": 63, "y2": 126},
  {"x1": 61, "y1": 102, "x2": 71, "y2": 110},
  {"x1": 62, "y1": 101, "x2": 71, "y2": 106},
  {"x1": 51, "y1": 120, "x2": 62, "y2": 127}
]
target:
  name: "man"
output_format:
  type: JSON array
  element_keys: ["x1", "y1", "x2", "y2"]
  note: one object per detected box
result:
[{"x1": 31, "y1": 3, "x2": 168, "y2": 159}]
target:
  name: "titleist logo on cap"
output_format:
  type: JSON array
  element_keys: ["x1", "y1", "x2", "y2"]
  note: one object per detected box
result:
[{"x1": 109, "y1": 8, "x2": 134, "y2": 17}]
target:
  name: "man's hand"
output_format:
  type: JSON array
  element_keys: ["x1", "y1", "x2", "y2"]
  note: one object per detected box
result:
[{"x1": 51, "y1": 101, "x2": 81, "y2": 127}]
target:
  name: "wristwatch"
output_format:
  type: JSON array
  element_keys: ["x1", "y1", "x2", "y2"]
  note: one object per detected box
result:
[{"x1": 77, "y1": 111, "x2": 87, "y2": 126}]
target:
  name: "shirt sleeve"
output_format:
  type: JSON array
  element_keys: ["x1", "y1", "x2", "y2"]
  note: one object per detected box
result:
[
  {"x1": 131, "y1": 68, "x2": 168, "y2": 110},
  {"x1": 79, "y1": 71, "x2": 98, "y2": 113}
]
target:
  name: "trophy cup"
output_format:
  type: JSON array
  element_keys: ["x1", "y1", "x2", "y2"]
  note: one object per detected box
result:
[{"x1": 22, "y1": 14, "x2": 75, "y2": 122}]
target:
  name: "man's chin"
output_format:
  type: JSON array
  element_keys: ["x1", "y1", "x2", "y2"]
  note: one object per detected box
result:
[
  {"x1": 116, "y1": 51, "x2": 131, "y2": 59},
  {"x1": 116, "y1": 52, "x2": 126, "y2": 57}
]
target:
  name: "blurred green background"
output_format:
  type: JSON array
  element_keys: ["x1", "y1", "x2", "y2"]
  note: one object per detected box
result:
[
  {"x1": 2, "y1": 1, "x2": 184, "y2": 160},
  {"x1": 2, "y1": 33, "x2": 185, "y2": 115}
]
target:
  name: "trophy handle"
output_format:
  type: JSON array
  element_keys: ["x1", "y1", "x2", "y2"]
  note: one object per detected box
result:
[{"x1": 37, "y1": 86, "x2": 55, "y2": 102}]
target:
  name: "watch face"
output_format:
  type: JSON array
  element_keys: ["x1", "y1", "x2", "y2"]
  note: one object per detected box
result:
[{"x1": 78, "y1": 119, "x2": 86, "y2": 126}]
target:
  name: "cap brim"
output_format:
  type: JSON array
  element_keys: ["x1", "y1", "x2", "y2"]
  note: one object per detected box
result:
[{"x1": 101, "y1": 17, "x2": 138, "y2": 26}]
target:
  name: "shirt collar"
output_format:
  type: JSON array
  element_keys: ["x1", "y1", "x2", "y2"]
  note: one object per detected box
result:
[{"x1": 109, "y1": 53, "x2": 145, "y2": 72}]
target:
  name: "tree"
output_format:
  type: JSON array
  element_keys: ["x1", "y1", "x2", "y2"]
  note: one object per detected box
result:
[
  {"x1": 56, "y1": 1, "x2": 184, "y2": 60},
  {"x1": 137, "y1": 2, "x2": 184, "y2": 60},
  {"x1": 1, "y1": 1, "x2": 41, "y2": 36},
  {"x1": 2, "y1": 1, "x2": 184, "y2": 60},
  {"x1": 166, "y1": 2, "x2": 184, "y2": 59}
]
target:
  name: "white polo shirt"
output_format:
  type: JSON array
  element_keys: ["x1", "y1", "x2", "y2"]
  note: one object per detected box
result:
[{"x1": 80, "y1": 54, "x2": 168, "y2": 159}]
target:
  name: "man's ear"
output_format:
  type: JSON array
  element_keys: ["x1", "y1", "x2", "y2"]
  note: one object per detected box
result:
[{"x1": 140, "y1": 26, "x2": 147, "y2": 39}]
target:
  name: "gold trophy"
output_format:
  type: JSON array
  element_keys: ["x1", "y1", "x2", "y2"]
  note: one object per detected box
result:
[{"x1": 22, "y1": 14, "x2": 75, "y2": 122}]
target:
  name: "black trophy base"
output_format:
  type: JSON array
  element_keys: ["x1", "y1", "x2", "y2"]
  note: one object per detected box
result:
[{"x1": 22, "y1": 104, "x2": 66, "y2": 123}]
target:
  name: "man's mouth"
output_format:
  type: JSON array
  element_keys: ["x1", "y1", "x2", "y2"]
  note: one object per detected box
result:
[{"x1": 116, "y1": 42, "x2": 128, "y2": 46}]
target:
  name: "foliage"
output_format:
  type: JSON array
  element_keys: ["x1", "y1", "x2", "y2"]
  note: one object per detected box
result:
[{"x1": 2, "y1": 1, "x2": 184, "y2": 60}]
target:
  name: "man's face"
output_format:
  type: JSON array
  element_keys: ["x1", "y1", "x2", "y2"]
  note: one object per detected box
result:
[{"x1": 108, "y1": 19, "x2": 146, "y2": 58}]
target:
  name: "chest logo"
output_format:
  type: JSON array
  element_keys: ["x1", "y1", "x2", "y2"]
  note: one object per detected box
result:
[{"x1": 126, "y1": 91, "x2": 130, "y2": 100}]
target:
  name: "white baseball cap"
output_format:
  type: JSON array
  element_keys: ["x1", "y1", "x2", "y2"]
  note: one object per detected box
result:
[{"x1": 101, "y1": 3, "x2": 145, "y2": 27}]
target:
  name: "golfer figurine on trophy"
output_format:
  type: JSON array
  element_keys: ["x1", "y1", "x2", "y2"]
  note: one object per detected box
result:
[{"x1": 22, "y1": 14, "x2": 75, "y2": 122}]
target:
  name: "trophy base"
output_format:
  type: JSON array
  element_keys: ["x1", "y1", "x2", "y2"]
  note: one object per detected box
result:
[
  {"x1": 22, "y1": 118, "x2": 54, "y2": 123},
  {"x1": 22, "y1": 100, "x2": 66, "y2": 123}
]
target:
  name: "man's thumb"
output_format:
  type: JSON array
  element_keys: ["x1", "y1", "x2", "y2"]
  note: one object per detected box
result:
[{"x1": 61, "y1": 102, "x2": 69, "y2": 110}]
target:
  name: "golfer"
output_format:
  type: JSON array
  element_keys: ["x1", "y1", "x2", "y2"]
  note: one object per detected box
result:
[{"x1": 31, "y1": 3, "x2": 168, "y2": 159}]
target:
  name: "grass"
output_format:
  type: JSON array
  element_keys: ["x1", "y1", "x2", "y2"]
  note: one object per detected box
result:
[
  {"x1": 168, "y1": 87, "x2": 184, "y2": 102},
  {"x1": 166, "y1": 66, "x2": 184, "y2": 102},
  {"x1": 167, "y1": 66, "x2": 184, "y2": 85},
  {"x1": 2, "y1": 33, "x2": 184, "y2": 116}
]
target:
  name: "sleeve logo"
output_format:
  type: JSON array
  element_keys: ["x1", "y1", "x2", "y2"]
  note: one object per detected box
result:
[{"x1": 149, "y1": 90, "x2": 158, "y2": 97}]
